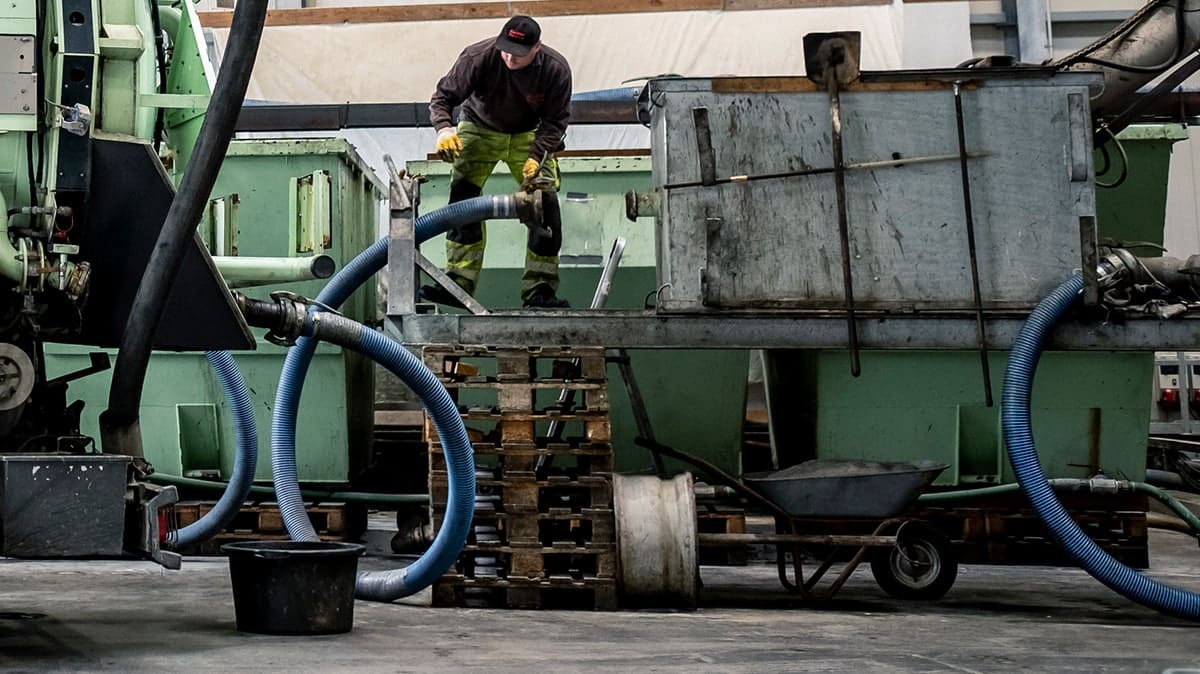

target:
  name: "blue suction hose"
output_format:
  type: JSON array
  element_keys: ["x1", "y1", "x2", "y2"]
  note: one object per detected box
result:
[
  {"x1": 272, "y1": 195, "x2": 523, "y2": 600},
  {"x1": 1003, "y1": 272, "x2": 1200, "y2": 619},
  {"x1": 166, "y1": 350, "x2": 258, "y2": 548}
]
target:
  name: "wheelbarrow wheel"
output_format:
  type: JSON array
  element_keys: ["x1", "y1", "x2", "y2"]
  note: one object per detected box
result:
[{"x1": 870, "y1": 521, "x2": 957, "y2": 600}]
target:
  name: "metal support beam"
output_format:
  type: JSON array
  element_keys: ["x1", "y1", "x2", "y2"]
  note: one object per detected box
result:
[
  {"x1": 1016, "y1": 0, "x2": 1053, "y2": 64},
  {"x1": 387, "y1": 311, "x2": 1200, "y2": 351},
  {"x1": 234, "y1": 99, "x2": 643, "y2": 132},
  {"x1": 971, "y1": 10, "x2": 1133, "y2": 27}
]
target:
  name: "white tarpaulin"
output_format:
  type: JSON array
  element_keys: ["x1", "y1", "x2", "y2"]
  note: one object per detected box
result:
[
  {"x1": 209, "y1": 3, "x2": 973, "y2": 186},
  {"x1": 209, "y1": 3, "x2": 977, "y2": 102}
]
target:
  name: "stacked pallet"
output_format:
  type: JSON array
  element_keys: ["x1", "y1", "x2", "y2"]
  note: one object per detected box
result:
[
  {"x1": 915, "y1": 489, "x2": 1150, "y2": 568},
  {"x1": 425, "y1": 345, "x2": 618, "y2": 610},
  {"x1": 917, "y1": 504, "x2": 1148, "y2": 567},
  {"x1": 169, "y1": 501, "x2": 348, "y2": 555}
]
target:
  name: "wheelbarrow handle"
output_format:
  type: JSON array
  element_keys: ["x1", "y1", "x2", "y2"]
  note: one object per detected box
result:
[{"x1": 632, "y1": 436, "x2": 793, "y2": 522}]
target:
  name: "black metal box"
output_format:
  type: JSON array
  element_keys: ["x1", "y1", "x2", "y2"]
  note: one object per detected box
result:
[{"x1": 0, "y1": 454, "x2": 130, "y2": 557}]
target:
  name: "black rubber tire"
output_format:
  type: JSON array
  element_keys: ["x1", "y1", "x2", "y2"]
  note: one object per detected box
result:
[{"x1": 870, "y1": 521, "x2": 958, "y2": 600}]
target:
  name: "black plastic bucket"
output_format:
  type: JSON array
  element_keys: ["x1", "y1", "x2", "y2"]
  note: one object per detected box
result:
[{"x1": 222, "y1": 540, "x2": 365, "y2": 635}]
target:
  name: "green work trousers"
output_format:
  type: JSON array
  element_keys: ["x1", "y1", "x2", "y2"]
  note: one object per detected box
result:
[{"x1": 444, "y1": 120, "x2": 562, "y2": 301}]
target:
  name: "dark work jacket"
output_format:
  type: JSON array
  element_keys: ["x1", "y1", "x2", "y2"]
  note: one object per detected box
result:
[{"x1": 429, "y1": 38, "x2": 572, "y2": 160}]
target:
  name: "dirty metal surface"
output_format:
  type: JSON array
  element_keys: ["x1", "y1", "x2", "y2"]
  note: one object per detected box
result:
[{"x1": 650, "y1": 73, "x2": 1101, "y2": 314}]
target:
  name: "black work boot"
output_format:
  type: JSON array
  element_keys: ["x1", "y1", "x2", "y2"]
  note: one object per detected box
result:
[
  {"x1": 522, "y1": 285, "x2": 569, "y2": 309},
  {"x1": 418, "y1": 284, "x2": 468, "y2": 309}
]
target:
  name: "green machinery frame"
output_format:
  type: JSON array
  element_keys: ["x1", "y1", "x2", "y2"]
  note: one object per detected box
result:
[{"x1": 46, "y1": 138, "x2": 383, "y2": 483}]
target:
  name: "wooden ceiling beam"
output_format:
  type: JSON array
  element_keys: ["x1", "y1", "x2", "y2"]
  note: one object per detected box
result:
[{"x1": 198, "y1": 0, "x2": 891, "y2": 29}]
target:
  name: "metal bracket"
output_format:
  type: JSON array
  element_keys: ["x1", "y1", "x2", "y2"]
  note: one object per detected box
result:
[
  {"x1": 45, "y1": 351, "x2": 110, "y2": 388},
  {"x1": 953, "y1": 81, "x2": 994, "y2": 407},
  {"x1": 141, "y1": 484, "x2": 182, "y2": 570},
  {"x1": 822, "y1": 53, "x2": 861, "y2": 377},
  {"x1": 262, "y1": 290, "x2": 339, "y2": 346},
  {"x1": 1079, "y1": 215, "x2": 1100, "y2": 306},
  {"x1": 692, "y1": 107, "x2": 717, "y2": 186},
  {"x1": 414, "y1": 253, "x2": 489, "y2": 315},
  {"x1": 386, "y1": 153, "x2": 418, "y2": 317}
]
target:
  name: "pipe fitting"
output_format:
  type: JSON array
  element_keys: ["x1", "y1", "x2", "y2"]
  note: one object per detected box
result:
[
  {"x1": 234, "y1": 291, "x2": 310, "y2": 346},
  {"x1": 514, "y1": 190, "x2": 544, "y2": 231},
  {"x1": 1135, "y1": 255, "x2": 1200, "y2": 296},
  {"x1": 625, "y1": 190, "x2": 660, "y2": 221},
  {"x1": 215, "y1": 254, "x2": 336, "y2": 288},
  {"x1": 1096, "y1": 248, "x2": 1138, "y2": 289},
  {"x1": 1086, "y1": 477, "x2": 1123, "y2": 495},
  {"x1": 47, "y1": 258, "x2": 89, "y2": 300}
]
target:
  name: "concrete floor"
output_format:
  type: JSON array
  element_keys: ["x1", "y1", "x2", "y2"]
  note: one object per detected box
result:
[{"x1": 1, "y1": 530, "x2": 1199, "y2": 673}]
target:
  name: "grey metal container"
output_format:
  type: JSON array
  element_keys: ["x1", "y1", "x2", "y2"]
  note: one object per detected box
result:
[
  {"x1": 649, "y1": 72, "x2": 1101, "y2": 314},
  {"x1": 744, "y1": 459, "x2": 948, "y2": 518},
  {"x1": 0, "y1": 454, "x2": 131, "y2": 557}
]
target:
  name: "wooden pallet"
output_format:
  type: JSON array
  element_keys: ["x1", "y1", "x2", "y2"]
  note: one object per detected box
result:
[
  {"x1": 433, "y1": 576, "x2": 619, "y2": 610},
  {"x1": 439, "y1": 507, "x2": 614, "y2": 545},
  {"x1": 423, "y1": 345, "x2": 608, "y2": 385},
  {"x1": 431, "y1": 473, "x2": 613, "y2": 516},
  {"x1": 430, "y1": 441, "x2": 614, "y2": 476},
  {"x1": 168, "y1": 501, "x2": 348, "y2": 555},
  {"x1": 425, "y1": 345, "x2": 618, "y2": 610},
  {"x1": 424, "y1": 345, "x2": 611, "y2": 447},
  {"x1": 915, "y1": 506, "x2": 1149, "y2": 567}
]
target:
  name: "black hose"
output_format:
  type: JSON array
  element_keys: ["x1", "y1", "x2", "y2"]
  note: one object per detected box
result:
[
  {"x1": 26, "y1": 132, "x2": 35, "y2": 219},
  {"x1": 100, "y1": 0, "x2": 269, "y2": 456}
]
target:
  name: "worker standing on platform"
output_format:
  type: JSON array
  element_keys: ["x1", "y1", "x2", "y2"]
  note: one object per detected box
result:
[{"x1": 425, "y1": 15, "x2": 572, "y2": 309}]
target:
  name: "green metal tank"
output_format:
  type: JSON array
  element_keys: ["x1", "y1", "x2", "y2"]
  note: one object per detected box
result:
[{"x1": 46, "y1": 138, "x2": 383, "y2": 484}]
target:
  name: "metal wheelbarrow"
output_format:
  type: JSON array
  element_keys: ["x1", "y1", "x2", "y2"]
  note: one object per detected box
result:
[
  {"x1": 741, "y1": 459, "x2": 957, "y2": 601},
  {"x1": 636, "y1": 438, "x2": 957, "y2": 602}
]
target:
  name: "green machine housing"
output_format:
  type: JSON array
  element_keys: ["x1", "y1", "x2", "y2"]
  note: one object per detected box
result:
[{"x1": 47, "y1": 138, "x2": 383, "y2": 484}]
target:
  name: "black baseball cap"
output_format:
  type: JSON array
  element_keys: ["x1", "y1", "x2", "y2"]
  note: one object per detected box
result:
[{"x1": 495, "y1": 15, "x2": 540, "y2": 56}]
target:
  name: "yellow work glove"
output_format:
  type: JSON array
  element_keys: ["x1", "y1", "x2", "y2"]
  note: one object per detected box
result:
[
  {"x1": 522, "y1": 158, "x2": 540, "y2": 182},
  {"x1": 435, "y1": 128, "x2": 462, "y2": 162}
]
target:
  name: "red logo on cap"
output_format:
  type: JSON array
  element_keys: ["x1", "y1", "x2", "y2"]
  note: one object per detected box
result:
[{"x1": 508, "y1": 29, "x2": 525, "y2": 39}]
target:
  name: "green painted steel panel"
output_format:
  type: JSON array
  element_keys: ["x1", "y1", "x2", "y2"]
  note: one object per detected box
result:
[
  {"x1": 764, "y1": 351, "x2": 1150, "y2": 485},
  {"x1": 46, "y1": 343, "x2": 355, "y2": 482},
  {"x1": 0, "y1": 0, "x2": 35, "y2": 26},
  {"x1": 46, "y1": 138, "x2": 383, "y2": 484},
  {"x1": 162, "y1": 0, "x2": 212, "y2": 179},
  {"x1": 0, "y1": 134, "x2": 20, "y2": 211},
  {"x1": 408, "y1": 156, "x2": 745, "y2": 475}
]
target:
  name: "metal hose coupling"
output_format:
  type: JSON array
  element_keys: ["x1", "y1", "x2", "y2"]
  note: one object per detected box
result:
[
  {"x1": 1098, "y1": 248, "x2": 1200, "y2": 295},
  {"x1": 233, "y1": 290, "x2": 322, "y2": 346},
  {"x1": 514, "y1": 190, "x2": 549, "y2": 237},
  {"x1": 1095, "y1": 248, "x2": 1139, "y2": 290}
]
